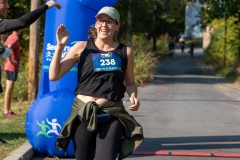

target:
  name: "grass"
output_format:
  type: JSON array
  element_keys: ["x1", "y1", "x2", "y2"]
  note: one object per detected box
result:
[
  {"x1": 185, "y1": 38, "x2": 203, "y2": 47},
  {"x1": 0, "y1": 100, "x2": 31, "y2": 160},
  {"x1": 0, "y1": 61, "x2": 30, "y2": 159}
]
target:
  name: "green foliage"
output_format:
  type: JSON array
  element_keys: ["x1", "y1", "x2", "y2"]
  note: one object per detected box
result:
[
  {"x1": 131, "y1": 35, "x2": 159, "y2": 86},
  {"x1": 114, "y1": 0, "x2": 188, "y2": 41},
  {"x1": 160, "y1": 0, "x2": 187, "y2": 36},
  {"x1": 6, "y1": 0, "x2": 45, "y2": 65},
  {"x1": 155, "y1": 35, "x2": 169, "y2": 57},
  {"x1": 217, "y1": 67, "x2": 238, "y2": 81},
  {"x1": 203, "y1": 16, "x2": 240, "y2": 68},
  {"x1": 201, "y1": 0, "x2": 240, "y2": 28},
  {"x1": 185, "y1": 38, "x2": 203, "y2": 47},
  {"x1": 201, "y1": 0, "x2": 240, "y2": 83},
  {"x1": 114, "y1": 0, "x2": 153, "y2": 41}
]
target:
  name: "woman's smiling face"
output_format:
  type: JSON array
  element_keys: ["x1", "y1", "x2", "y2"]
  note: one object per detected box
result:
[{"x1": 95, "y1": 14, "x2": 119, "y2": 40}]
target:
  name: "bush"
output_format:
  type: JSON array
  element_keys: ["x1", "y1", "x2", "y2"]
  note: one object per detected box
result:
[
  {"x1": 203, "y1": 17, "x2": 240, "y2": 68},
  {"x1": 131, "y1": 35, "x2": 159, "y2": 86},
  {"x1": 217, "y1": 67, "x2": 238, "y2": 82},
  {"x1": 155, "y1": 35, "x2": 169, "y2": 58}
]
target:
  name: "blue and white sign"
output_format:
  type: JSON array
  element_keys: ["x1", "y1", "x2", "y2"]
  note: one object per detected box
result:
[{"x1": 92, "y1": 52, "x2": 122, "y2": 72}]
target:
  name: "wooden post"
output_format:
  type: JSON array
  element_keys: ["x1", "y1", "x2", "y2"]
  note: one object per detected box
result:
[{"x1": 28, "y1": 0, "x2": 40, "y2": 101}]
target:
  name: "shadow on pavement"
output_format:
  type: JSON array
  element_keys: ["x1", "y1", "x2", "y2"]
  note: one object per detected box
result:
[{"x1": 138, "y1": 135, "x2": 240, "y2": 151}]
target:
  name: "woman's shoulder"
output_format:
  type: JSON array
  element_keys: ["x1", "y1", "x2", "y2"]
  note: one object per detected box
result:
[
  {"x1": 68, "y1": 41, "x2": 88, "y2": 56},
  {"x1": 73, "y1": 41, "x2": 87, "y2": 49},
  {"x1": 118, "y1": 42, "x2": 129, "y2": 49}
]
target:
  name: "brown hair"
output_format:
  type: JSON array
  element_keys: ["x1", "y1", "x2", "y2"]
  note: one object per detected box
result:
[{"x1": 87, "y1": 20, "x2": 119, "y2": 42}]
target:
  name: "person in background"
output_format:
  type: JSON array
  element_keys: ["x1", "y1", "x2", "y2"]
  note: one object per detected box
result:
[
  {"x1": 190, "y1": 41, "x2": 195, "y2": 58},
  {"x1": 50, "y1": 6, "x2": 144, "y2": 160},
  {"x1": 179, "y1": 36, "x2": 185, "y2": 53},
  {"x1": 0, "y1": 0, "x2": 61, "y2": 116},
  {"x1": 3, "y1": 30, "x2": 21, "y2": 117},
  {"x1": 168, "y1": 37, "x2": 175, "y2": 58}
]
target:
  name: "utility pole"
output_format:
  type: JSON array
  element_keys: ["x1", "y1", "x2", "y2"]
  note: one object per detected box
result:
[
  {"x1": 28, "y1": 0, "x2": 40, "y2": 101},
  {"x1": 153, "y1": 0, "x2": 157, "y2": 52},
  {"x1": 222, "y1": 0, "x2": 227, "y2": 66},
  {"x1": 223, "y1": 14, "x2": 227, "y2": 66}
]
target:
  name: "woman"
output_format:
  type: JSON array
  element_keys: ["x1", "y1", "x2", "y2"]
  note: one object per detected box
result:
[{"x1": 49, "y1": 6, "x2": 143, "y2": 160}]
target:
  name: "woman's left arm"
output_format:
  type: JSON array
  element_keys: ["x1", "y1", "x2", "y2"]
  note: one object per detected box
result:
[{"x1": 125, "y1": 47, "x2": 140, "y2": 111}]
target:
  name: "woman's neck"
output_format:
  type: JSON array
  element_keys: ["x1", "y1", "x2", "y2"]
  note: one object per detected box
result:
[{"x1": 95, "y1": 38, "x2": 118, "y2": 51}]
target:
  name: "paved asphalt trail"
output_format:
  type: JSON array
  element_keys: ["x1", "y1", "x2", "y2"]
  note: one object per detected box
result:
[{"x1": 32, "y1": 47, "x2": 240, "y2": 160}]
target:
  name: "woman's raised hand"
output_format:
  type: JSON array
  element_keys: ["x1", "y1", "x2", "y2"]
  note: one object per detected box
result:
[{"x1": 56, "y1": 24, "x2": 69, "y2": 45}]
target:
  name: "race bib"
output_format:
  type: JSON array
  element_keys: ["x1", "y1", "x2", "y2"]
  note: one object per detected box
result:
[{"x1": 92, "y1": 52, "x2": 121, "y2": 72}]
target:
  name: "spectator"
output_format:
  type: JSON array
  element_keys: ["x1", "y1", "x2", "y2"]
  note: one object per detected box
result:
[{"x1": 3, "y1": 30, "x2": 21, "y2": 117}]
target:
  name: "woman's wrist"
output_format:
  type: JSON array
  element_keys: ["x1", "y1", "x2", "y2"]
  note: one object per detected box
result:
[{"x1": 56, "y1": 43, "x2": 65, "y2": 50}]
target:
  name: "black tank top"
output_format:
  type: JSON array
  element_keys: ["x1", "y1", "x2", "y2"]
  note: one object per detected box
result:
[{"x1": 74, "y1": 38, "x2": 128, "y2": 101}]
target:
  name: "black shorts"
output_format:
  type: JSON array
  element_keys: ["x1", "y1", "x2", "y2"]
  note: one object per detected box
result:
[{"x1": 5, "y1": 70, "x2": 18, "y2": 81}]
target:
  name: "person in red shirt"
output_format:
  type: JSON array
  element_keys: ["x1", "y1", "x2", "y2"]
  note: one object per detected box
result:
[{"x1": 3, "y1": 30, "x2": 21, "y2": 117}]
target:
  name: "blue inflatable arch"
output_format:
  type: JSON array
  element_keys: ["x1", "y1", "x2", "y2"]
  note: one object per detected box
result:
[{"x1": 26, "y1": 0, "x2": 118, "y2": 157}]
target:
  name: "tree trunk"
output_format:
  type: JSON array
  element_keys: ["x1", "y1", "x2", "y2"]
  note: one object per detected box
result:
[
  {"x1": 223, "y1": 15, "x2": 227, "y2": 66},
  {"x1": 152, "y1": 0, "x2": 157, "y2": 52},
  {"x1": 28, "y1": 0, "x2": 40, "y2": 101},
  {"x1": 127, "y1": 0, "x2": 132, "y2": 46}
]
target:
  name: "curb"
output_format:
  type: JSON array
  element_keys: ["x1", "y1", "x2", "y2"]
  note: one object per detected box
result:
[
  {"x1": 3, "y1": 141, "x2": 36, "y2": 160},
  {"x1": 5, "y1": 142, "x2": 240, "y2": 159}
]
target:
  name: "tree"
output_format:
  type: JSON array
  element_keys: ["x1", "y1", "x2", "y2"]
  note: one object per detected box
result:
[
  {"x1": 201, "y1": 0, "x2": 240, "y2": 66},
  {"x1": 28, "y1": 0, "x2": 41, "y2": 101},
  {"x1": 115, "y1": 0, "x2": 190, "y2": 45}
]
